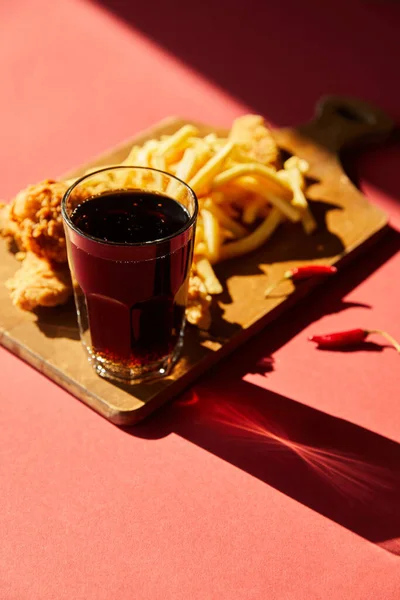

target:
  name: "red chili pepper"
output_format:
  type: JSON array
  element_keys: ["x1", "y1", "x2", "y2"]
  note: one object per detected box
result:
[
  {"x1": 309, "y1": 328, "x2": 400, "y2": 353},
  {"x1": 265, "y1": 265, "x2": 337, "y2": 297}
]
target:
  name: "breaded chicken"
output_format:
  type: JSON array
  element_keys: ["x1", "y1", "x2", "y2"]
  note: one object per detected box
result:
[
  {"x1": 3, "y1": 179, "x2": 69, "y2": 263},
  {"x1": 5, "y1": 252, "x2": 72, "y2": 311},
  {"x1": 229, "y1": 115, "x2": 280, "y2": 167},
  {"x1": 0, "y1": 202, "x2": 22, "y2": 249}
]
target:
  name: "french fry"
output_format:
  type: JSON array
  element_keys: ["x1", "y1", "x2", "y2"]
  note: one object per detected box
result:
[
  {"x1": 152, "y1": 155, "x2": 166, "y2": 172},
  {"x1": 84, "y1": 164, "x2": 116, "y2": 176},
  {"x1": 212, "y1": 185, "x2": 250, "y2": 207},
  {"x1": 301, "y1": 209, "x2": 318, "y2": 234},
  {"x1": 242, "y1": 197, "x2": 266, "y2": 225},
  {"x1": 231, "y1": 175, "x2": 301, "y2": 222},
  {"x1": 203, "y1": 198, "x2": 248, "y2": 238},
  {"x1": 180, "y1": 145, "x2": 211, "y2": 181},
  {"x1": 79, "y1": 169, "x2": 118, "y2": 190},
  {"x1": 166, "y1": 161, "x2": 179, "y2": 175},
  {"x1": 278, "y1": 166, "x2": 307, "y2": 209},
  {"x1": 201, "y1": 208, "x2": 221, "y2": 263},
  {"x1": 196, "y1": 256, "x2": 223, "y2": 295},
  {"x1": 156, "y1": 125, "x2": 199, "y2": 162},
  {"x1": 195, "y1": 219, "x2": 204, "y2": 243},
  {"x1": 206, "y1": 192, "x2": 240, "y2": 218},
  {"x1": 188, "y1": 141, "x2": 235, "y2": 195},
  {"x1": 280, "y1": 158, "x2": 316, "y2": 234},
  {"x1": 219, "y1": 208, "x2": 284, "y2": 261},
  {"x1": 203, "y1": 133, "x2": 227, "y2": 152},
  {"x1": 195, "y1": 241, "x2": 207, "y2": 255},
  {"x1": 203, "y1": 133, "x2": 218, "y2": 144},
  {"x1": 221, "y1": 202, "x2": 241, "y2": 219},
  {"x1": 284, "y1": 156, "x2": 309, "y2": 174},
  {"x1": 208, "y1": 191, "x2": 225, "y2": 204},
  {"x1": 213, "y1": 163, "x2": 292, "y2": 196},
  {"x1": 175, "y1": 148, "x2": 201, "y2": 181},
  {"x1": 149, "y1": 155, "x2": 167, "y2": 191},
  {"x1": 123, "y1": 142, "x2": 158, "y2": 188},
  {"x1": 167, "y1": 145, "x2": 211, "y2": 199},
  {"x1": 136, "y1": 140, "x2": 159, "y2": 167},
  {"x1": 122, "y1": 145, "x2": 140, "y2": 165},
  {"x1": 221, "y1": 228, "x2": 236, "y2": 240}
]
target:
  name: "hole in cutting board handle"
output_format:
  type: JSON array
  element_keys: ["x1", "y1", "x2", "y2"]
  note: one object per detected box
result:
[
  {"x1": 314, "y1": 95, "x2": 395, "y2": 150},
  {"x1": 335, "y1": 105, "x2": 375, "y2": 125}
]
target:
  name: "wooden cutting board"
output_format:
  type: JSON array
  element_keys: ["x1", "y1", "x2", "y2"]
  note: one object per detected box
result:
[{"x1": 0, "y1": 96, "x2": 394, "y2": 424}]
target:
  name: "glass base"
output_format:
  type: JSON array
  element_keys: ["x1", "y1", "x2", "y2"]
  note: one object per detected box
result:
[{"x1": 83, "y1": 334, "x2": 184, "y2": 385}]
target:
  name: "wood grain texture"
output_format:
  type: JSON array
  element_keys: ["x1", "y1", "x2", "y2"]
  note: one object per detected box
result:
[{"x1": 0, "y1": 96, "x2": 393, "y2": 424}]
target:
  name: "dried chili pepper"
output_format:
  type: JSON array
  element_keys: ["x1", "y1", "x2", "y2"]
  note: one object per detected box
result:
[
  {"x1": 309, "y1": 328, "x2": 400, "y2": 353},
  {"x1": 265, "y1": 265, "x2": 337, "y2": 297}
]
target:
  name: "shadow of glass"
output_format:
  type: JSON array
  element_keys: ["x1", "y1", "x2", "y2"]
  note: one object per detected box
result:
[
  {"x1": 125, "y1": 379, "x2": 400, "y2": 555},
  {"x1": 116, "y1": 227, "x2": 400, "y2": 552},
  {"x1": 34, "y1": 299, "x2": 80, "y2": 340}
]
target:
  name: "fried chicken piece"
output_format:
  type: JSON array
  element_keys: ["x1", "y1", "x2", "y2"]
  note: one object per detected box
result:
[
  {"x1": 2, "y1": 179, "x2": 69, "y2": 263},
  {"x1": 186, "y1": 273, "x2": 212, "y2": 330},
  {"x1": 6, "y1": 252, "x2": 72, "y2": 311},
  {"x1": 229, "y1": 114, "x2": 281, "y2": 167},
  {"x1": 0, "y1": 202, "x2": 23, "y2": 249}
]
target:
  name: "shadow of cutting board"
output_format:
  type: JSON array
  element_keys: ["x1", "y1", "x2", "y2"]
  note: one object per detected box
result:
[{"x1": 0, "y1": 96, "x2": 394, "y2": 424}]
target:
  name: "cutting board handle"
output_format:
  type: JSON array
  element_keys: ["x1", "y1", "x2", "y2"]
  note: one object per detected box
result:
[{"x1": 303, "y1": 95, "x2": 394, "y2": 152}]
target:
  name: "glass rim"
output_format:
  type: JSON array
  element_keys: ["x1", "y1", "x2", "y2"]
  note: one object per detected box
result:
[{"x1": 61, "y1": 165, "x2": 198, "y2": 247}]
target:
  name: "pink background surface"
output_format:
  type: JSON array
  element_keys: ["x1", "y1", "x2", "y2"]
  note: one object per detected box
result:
[{"x1": 1, "y1": 1, "x2": 400, "y2": 598}]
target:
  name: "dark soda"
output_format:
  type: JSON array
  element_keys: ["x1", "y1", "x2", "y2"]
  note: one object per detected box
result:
[
  {"x1": 71, "y1": 190, "x2": 189, "y2": 244},
  {"x1": 68, "y1": 189, "x2": 194, "y2": 370}
]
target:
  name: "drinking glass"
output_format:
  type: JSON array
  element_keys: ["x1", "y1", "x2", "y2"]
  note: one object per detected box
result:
[{"x1": 61, "y1": 166, "x2": 198, "y2": 384}]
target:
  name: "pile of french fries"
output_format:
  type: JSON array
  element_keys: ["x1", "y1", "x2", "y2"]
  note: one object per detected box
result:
[{"x1": 75, "y1": 116, "x2": 316, "y2": 328}]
